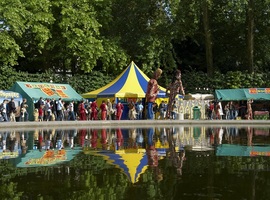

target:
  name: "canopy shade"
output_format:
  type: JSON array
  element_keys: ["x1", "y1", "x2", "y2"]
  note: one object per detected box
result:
[
  {"x1": 10, "y1": 81, "x2": 83, "y2": 121},
  {"x1": 10, "y1": 81, "x2": 83, "y2": 101},
  {"x1": 82, "y1": 61, "x2": 168, "y2": 98},
  {"x1": 215, "y1": 88, "x2": 270, "y2": 101}
]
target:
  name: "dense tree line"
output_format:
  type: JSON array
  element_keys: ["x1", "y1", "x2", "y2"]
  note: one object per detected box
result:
[{"x1": 1, "y1": 0, "x2": 270, "y2": 93}]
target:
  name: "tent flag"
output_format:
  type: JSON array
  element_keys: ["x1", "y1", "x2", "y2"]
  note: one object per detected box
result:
[
  {"x1": 82, "y1": 61, "x2": 168, "y2": 98},
  {"x1": 215, "y1": 88, "x2": 270, "y2": 101}
]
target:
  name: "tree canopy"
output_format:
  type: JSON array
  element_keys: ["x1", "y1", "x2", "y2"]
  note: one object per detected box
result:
[{"x1": 1, "y1": 0, "x2": 270, "y2": 92}]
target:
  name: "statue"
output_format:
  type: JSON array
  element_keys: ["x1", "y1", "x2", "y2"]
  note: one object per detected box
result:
[
  {"x1": 145, "y1": 68, "x2": 162, "y2": 119},
  {"x1": 166, "y1": 69, "x2": 185, "y2": 119}
]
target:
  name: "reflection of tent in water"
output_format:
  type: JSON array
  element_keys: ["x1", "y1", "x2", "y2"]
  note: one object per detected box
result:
[
  {"x1": 89, "y1": 151, "x2": 148, "y2": 183},
  {"x1": 216, "y1": 144, "x2": 270, "y2": 156},
  {"x1": 16, "y1": 149, "x2": 81, "y2": 167}
]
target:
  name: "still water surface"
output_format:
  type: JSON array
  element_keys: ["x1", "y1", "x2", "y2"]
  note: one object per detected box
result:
[{"x1": 1, "y1": 125, "x2": 270, "y2": 200}]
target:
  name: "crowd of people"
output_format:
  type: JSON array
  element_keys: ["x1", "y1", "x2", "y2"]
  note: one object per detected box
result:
[
  {"x1": 0, "y1": 95, "x2": 259, "y2": 122},
  {"x1": 0, "y1": 95, "x2": 182, "y2": 122},
  {"x1": 205, "y1": 99, "x2": 255, "y2": 120},
  {"x1": 0, "y1": 98, "x2": 29, "y2": 122}
]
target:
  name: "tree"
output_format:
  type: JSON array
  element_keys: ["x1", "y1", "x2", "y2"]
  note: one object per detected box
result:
[
  {"x1": 247, "y1": 0, "x2": 254, "y2": 73},
  {"x1": 0, "y1": 0, "x2": 54, "y2": 68},
  {"x1": 202, "y1": 0, "x2": 214, "y2": 77}
]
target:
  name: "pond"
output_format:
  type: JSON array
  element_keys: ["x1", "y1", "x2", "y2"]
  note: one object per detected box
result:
[{"x1": 1, "y1": 125, "x2": 270, "y2": 200}]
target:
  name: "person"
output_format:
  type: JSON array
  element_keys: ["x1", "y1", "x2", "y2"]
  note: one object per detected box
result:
[
  {"x1": 50, "y1": 98, "x2": 57, "y2": 120},
  {"x1": 20, "y1": 98, "x2": 29, "y2": 121},
  {"x1": 228, "y1": 101, "x2": 234, "y2": 119},
  {"x1": 111, "y1": 100, "x2": 117, "y2": 120},
  {"x1": 56, "y1": 98, "x2": 64, "y2": 121},
  {"x1": 247, "y1": 99, "x2": 253, "y2": 120},
  {"x1": 205, "y1": 101, "x2": 213, "y2": 120},
  {"x1": 136, "y1": 100, "x2": 144, "y2": 120},
  {"x1": 8, "y1": 98, "x2": 17, "y2": 121},
  {"x1": 239, "y1": 100, "x2": 247, "y2": 119},
  {"x1": 90, "y1": 100, "x2": 98, "y2": 120},
  {"x1": 44, "y1": 99, "x2": 52, "y2": 121},
  {"x1": 166, "y1": 69, "x2": 185, "y2": 119},
  {"x1": 0, "y1": 100, "x2": 9, "y2": 122},
  {"x1": 106, "y1": 99, "x2": 113, "y2": 120},
  {"x1": 213, "y1": 101, "x2": 221, "y2": 120},
  {"x1": 38, "y1": 105, "x2": 44, "y2": 121},
  {"x1": 145, "y1": 68, "x2": 162, "y2": 119},
  {"x1": 100, "y1": 100, "x2": 107, "y2": 120},
  {"x1": 115, "y1": 101, "x2": 124, "y2": 120},
  {"x1": 224, "y1": 102, "x2": 230, "y2": 120},
  {"x1": 68, "y1": 100, "x2": 76, "y2": 121},
  {"x1": 35, "y1": 97, "x2": 44, "y2": 109},
  {"x1": 158, "y1": 100, "x2": 166, "y2": 119},
  {"x1": 171, "y1": 100, "x2": 178, "y2": 120},
  {"x1": 128, "y1": 100, "x2": 136, "y2": 120},
  {"x1": 78, "y1": 100, "x2": 87, "y2": 120}
]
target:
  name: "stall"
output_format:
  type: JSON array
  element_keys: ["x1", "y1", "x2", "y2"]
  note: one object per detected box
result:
[
  {"x1": 215, "y1": 88, "x2": 270, "y2": 119},
  {"x1": 10, "y1": 82, "x2": 83, "y2": 121}
]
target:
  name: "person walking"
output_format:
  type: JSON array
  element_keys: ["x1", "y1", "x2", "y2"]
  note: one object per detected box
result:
[
  {"x1": 56, "y1": 98, "x2": 64, "y2": 121},
  {"x1": 79, "y1": 100, "x2": 87, "y2": 120},
  {"x1": 247, "y1": 99, "x2": 253, "y2": 120},
  {"x1": 68, "y1": 101, "x2": 76, "y2": 121},
  {"x1": 128, "y1": 100, "x2": 136, "y2": 120},
  {"x1": 145, "y1": 68, "x2": 162, "y2": 119},
  {"x1": 136, "y1": 100, "x2": 144, "y2": 120},
  {"x1": 165, "y1": 69, "x2": 185, "y2": 119},
  {"x1": 90, "y1": 100, "x2": 98, "y2": 120},
  {"x1": 115, "y1": 101, "x2": 124, "y2": 120},
  {"x1": 100, "y1": 100, "x2": 107, "y2": 120},
  {"x1": 20, "y1": 98, "x2": 29, "y2": 121},
  {"x1": 106, "y1": 99, "x2": 113, "y2": 120}
]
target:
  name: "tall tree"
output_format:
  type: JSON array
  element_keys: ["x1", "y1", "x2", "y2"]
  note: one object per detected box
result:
[
  {"x1": 247, "y1": 0, "x2": 254, "y2": 73},
  {"x1": 202, "y1": 0, "x2": 214, "y2": 77}
]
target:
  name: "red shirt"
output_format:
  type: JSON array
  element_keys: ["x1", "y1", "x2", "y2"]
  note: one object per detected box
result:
[{"x1": 100, "y1": 103, "x2": 107, "y2": 111}]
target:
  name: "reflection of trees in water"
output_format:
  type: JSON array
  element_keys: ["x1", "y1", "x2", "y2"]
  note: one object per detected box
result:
[
  {"x1": 1, "y1": 151, "x2": 270, "y2": 199},
  {"x1": 0, "y1": 154, "x2": 129, "y2": 199},
  {"x1": 2, "y1": 127, "x2": 270, "y2": 199}
]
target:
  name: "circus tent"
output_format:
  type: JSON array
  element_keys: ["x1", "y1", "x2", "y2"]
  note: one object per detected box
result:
[{"x1": 82, "y1": 61, "x2": 168, "y2": 99}]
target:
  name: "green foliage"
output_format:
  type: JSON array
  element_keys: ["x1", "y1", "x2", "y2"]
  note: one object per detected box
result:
[
  {"x1": 0, "y1": 65, "x2": 267, "y2": 95},
  {"x1": 1, "y1": 0, "x2": 270, "y2": 80}
]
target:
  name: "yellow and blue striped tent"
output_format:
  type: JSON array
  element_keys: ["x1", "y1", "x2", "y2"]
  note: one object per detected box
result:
[{"x1": 82, "y1": 61, "x2": 167, "y2": 98}]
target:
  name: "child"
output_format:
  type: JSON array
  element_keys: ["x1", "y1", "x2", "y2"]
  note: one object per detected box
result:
[{"x1": 38, "y1": 105, "x2": 44, "y2": 121}]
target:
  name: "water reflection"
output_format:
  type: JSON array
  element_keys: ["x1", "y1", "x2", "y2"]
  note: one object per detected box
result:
[{"x1": 0, "y1": 126, "x2": 270, "y2": 199}]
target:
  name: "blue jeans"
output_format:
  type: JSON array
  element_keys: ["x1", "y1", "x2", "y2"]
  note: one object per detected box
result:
[
  {"x1": 137, "y1": 111, "x2": 143, "y2": 120},
  {"x1": 68, "y1": 111, "x2": 76, "y2": 121},
  {"x1": 147, "y1": 128, "x2": 154, "y2": 146},
  {"x1": 147, "y1": 102, "x2": 154, "y2": 119}
]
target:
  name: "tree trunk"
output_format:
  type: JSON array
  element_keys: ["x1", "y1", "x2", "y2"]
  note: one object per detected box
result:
[
  {"x1": 247, "y1": 0, "x2": 254, "y2": 73},
  {"x1": 202, "y1": 0, "x2": 214, "y2": 77}
]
